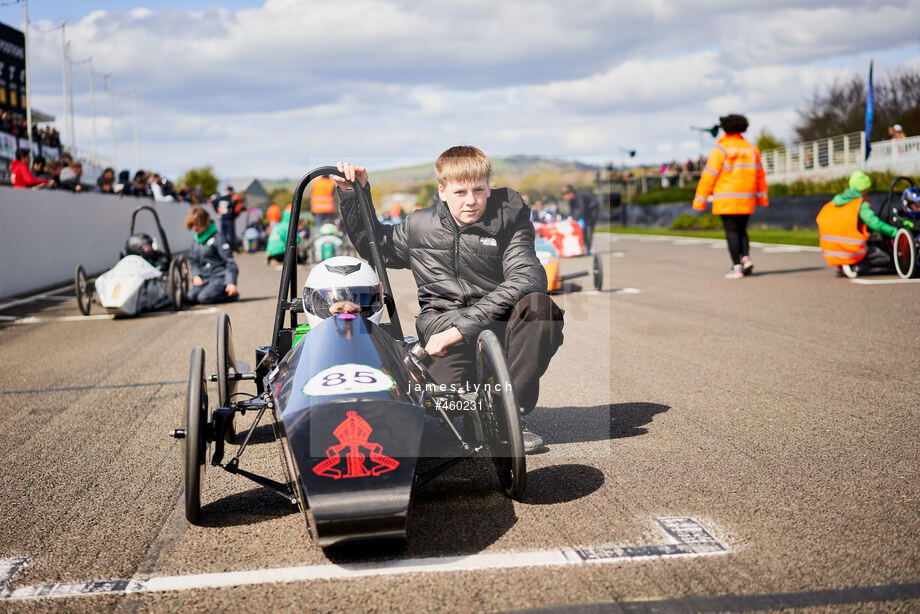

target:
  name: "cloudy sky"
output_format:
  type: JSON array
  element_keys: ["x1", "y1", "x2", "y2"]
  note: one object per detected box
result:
[{"x1": 4, "y1": 0, "x2": 920, "y2": 181}]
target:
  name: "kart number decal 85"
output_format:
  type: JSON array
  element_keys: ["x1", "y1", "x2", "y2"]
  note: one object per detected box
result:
[{"x1": 303, "y1": 364, "x2": 395, "y2": 396}]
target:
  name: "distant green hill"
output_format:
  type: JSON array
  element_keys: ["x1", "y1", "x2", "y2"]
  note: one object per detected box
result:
[{"x1": 263, "y1": 156, "x2": 600, "y2": 192}]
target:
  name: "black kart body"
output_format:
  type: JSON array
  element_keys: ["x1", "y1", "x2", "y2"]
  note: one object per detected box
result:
[{"x1": 175, "y1": 166, "x2": 526, "y2": 548}]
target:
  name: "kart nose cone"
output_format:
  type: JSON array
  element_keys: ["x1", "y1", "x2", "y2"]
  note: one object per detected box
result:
[{"x1": 281, "y1": 398, "x2": 425, "y2": 548}]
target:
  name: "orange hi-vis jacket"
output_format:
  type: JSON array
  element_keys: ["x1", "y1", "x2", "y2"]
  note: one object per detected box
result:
[
  {"x1": 816, "y1": 197, "x2": 869, "y2": 266},
  {"x1": 310, "y1": 176, "x2": 336, "y2": 214},
  {"x1": 693, "y1": 134, "x2": 768, "y2": 215}
]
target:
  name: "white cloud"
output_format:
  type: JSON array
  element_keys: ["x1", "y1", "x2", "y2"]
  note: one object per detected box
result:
[{"x1": 14, "y1": 0, "x2": 920, "y2": 179}]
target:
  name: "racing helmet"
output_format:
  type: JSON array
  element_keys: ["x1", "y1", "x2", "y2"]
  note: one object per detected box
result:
[
  {"x1": 124, "y1": 233, "x2": 156, "y2": 257},
  {"x1": 302, "y1": 256, "x2": 385, "y2": 327},
  {"x1": 319, "y1": 222, "x2": 340, "y2": 236},
  {"x1": 900, "y1": 187, "x2": 920, "y2": 220}
]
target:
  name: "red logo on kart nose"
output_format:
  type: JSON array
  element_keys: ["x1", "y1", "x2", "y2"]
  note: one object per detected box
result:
[{"x1": 312, "y1": 411, "x2": 399, "y2": 479}]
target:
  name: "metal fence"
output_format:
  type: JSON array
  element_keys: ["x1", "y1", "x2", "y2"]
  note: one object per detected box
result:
[{"x1": 763, "y1": 132, "x2": 920, "y2": 183}]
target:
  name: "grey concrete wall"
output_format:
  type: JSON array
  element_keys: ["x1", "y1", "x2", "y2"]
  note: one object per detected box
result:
[
  {"x1": 0, "y1": 188, "x2": 244, "y2": 299},
  {"x1": 622, "y1": 191, "x2": 892, "y2": 229}
]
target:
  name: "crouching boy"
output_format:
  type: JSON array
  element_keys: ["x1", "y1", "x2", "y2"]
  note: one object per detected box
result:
[{"x1": 333, "y1": 146, "x2": 564, "y2": 453}]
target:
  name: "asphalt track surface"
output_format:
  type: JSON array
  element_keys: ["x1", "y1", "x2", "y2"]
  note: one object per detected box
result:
[{"x1": 0, "y1": 232, "x2": 917, "y2": 613}]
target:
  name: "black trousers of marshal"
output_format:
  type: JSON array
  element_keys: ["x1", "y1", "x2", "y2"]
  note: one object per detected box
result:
[
  {"x1": 721, "y1": 213, "x2": 750, "y2": 265},
  {"x1": 427, "y1": 292, "x2": 565, "y2": 413}
]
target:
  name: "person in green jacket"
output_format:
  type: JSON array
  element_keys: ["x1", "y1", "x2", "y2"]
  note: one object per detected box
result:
[
  {"x1": 831, "y1": 170, "x2": 898, "y2": 277},
  {"x1": 266, "y1": 207, "x2": 304, "y2": 263}
]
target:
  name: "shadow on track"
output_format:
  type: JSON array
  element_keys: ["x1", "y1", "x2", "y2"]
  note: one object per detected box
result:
[
  {"x1": 747, "y1": 266, "x2": 825, "y2": 276},
  {"x1": 200, "y1": 486, "x2": 297, "y2": 527},
  {"x1": 222, "y1": 295, "x2": 275, "y2": 303},
  {"x1": 532, "y1": 402, "x2": 669, "y2": 445},
  {"x1": 521, "y1": 464, "x2": 605, "y2": 505}
]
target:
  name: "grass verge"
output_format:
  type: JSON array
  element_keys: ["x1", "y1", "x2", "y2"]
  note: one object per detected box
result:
[{"x1": 598, "y1": 225, "x2": 819, "y2": 247}]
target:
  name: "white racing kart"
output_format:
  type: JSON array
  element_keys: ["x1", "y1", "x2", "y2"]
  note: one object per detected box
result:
[{"x1": 74, "y1": 206, "x2": 190, "y2": 317}]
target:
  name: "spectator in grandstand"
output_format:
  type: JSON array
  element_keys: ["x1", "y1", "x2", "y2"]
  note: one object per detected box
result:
[
  {"x1": 59, "y1": 152, "x2": 73, "y2": 169},
  {"x1": 96, "y1": 168, "x2": 115, "y2": 190},
  {"x1": 31, "y1": 155, "x2": 48, "y2": 180},
  {"x1": 94, "y1": 176, "x2": 116, "y2": 194},
  {"x1": 149, "y1": 172, "x2": 175, "y2": 202},
  {"x1": 693, "y1": 113, "x2": 768, "y2": 279},
  {"x1": 562, "y1": 184, "x2": 600, "y2": 253},
  {"x1": 44, "y1": 159, "x2": 62, "y2": 185},
  {"x1": 175, "y1": 182, "x2": 193, "y2": 202},
  {"x1": 124, "y1": 171, "x2": 151, "y2": 197},
  {"x1": 0, "y1": 111, "x2": 12, "y2": 133},
  {"x1": 58, "y1": 161, "x2": 85, "y2": 192},
  {"x1": 184, "y1": 206, "x2": 239, "y2": 304},
  {"x1": 9, "y1": 148, "x2": 49, "y2": 188}
]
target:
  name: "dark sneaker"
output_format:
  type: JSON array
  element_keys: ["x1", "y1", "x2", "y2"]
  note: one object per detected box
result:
[{"x1": 520, "y1": 416, "x2": 546, "y2": 454}]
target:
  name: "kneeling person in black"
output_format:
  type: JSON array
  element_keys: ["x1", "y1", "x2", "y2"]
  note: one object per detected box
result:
[
  {"x1": 184, "y1": 206, "x2": 240, "y2": 304},
  {"x1": 334, "y1": 147, "x2": 564, "y2": 453}
]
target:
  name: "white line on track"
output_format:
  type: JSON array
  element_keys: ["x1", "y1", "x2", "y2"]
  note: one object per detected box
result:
[
  {"x1": 8, "y1": 307, "x2": 219, "y2": 325},
  {"x1": 761, "y1": 245, "x2": 822, "y2": 253},
  {"x1": 613, "y1": 288, "x2": 642, "y2": 294},
  {"x1": 0, "y1": 517, "x2": 726, "y2": 601},
  {"x1": 0, "y1": 285, "x2": 73, "y2": 311},
  {"x1": 850, "y1": 277, "x2": 920, "y2": 285}
]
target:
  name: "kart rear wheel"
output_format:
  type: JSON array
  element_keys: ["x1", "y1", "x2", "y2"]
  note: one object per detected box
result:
[
  {"x1": 185, "y1": 347, "x2": 209, "y2": 524},
  {"x1": 216, "y1": 313, "x2": 237, "y2": 443},
  {"x1": 592, "y1": 253, "x2": 603, "y2": 291},
  {"x1": 74, "y1": 265, "x2": 92, "y2": 316},
  {"x1": 476, "y1": 329, "x2": 526, "y2": 500},
  {"x1": 894, "y1": 228, "x2": 917, "y2": 279}
]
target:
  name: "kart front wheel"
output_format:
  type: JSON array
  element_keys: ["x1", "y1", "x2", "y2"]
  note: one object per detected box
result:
[
  {"x1": 476, "y1": 329, "x2": 526, "y2": 500},
  {"x1": 185, "y1": 347, "x2": 209, "y2": 524},
  {"x1": 216, "y1": 313, "x2": 237, "y2": 443},
  {"x1": 592, "y1": 253, "x2": 603, "y2": 291},
  {"x1": 894, "y1": 228, "x2": 917, "y2": 279},
  {"x1": 74, "y1": 265, "x2": 92, "y2": 316}
]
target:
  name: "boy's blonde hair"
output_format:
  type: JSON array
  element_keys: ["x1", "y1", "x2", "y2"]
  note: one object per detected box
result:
[{"x1": 434, "y1": 145, "x2": 491, "y2": 187}]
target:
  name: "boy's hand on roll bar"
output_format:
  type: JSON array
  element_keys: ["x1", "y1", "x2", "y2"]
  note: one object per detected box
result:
[{"x1": 334, "y1": 161, "x2": 368, "y2": 190}]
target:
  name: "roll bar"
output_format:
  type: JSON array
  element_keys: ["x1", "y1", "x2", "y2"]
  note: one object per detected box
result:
[
  {"x1": 129, "y1": 205, "x2": 172, "y2": 262},
  {"x1": 270, "y1": 166, "x2": 403, "y2": 355}
]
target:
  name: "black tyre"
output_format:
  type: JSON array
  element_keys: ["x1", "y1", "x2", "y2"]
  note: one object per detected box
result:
[
  {"x1": 476, "y1": 329, "x2": 526, "y2": 499},
  {"x1": 74, "y1": 265, "x2": 92, "y2": 316},
  {"x1": 592, "y1": 253, "x2": 603, "y2": 291},
  {"x1": 216, "y1": 313, "x2": 237, "y2": 443},
  {"x1": 168, "y1": 257, "x2": 190, "y2": 310},
  {"x1": 894, "y1": 228, "x2": 917, "y2": 279},
  {"x1": 185, "y1": 347, "x2": 209, "y2": 523}
]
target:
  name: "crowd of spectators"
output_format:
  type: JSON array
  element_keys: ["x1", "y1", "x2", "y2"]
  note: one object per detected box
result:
[
  {"x1": 0, "y1": 112, "x2": 62, "y2": 148},
  {"x1": 8, "y1": 146, "x2": 206, "y2": 203}
]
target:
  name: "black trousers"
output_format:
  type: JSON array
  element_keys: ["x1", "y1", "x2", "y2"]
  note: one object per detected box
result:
[
  {"x1": 427, "y1": 293, "x2": 564, "y2": 413},
  {"x1": 583, "y1": 221, "x2": 595, "y2": 253},
  {"x1": 220, "y1": 217, "x2": 237, "y2": 251},
  {"x1": 721, "y1": 214, "x2": 750, "y2": 265}
]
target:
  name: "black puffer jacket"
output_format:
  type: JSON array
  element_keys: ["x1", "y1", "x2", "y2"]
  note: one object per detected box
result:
[{"x1": 339, "y1": 185, "x2": 547, "y2": 343}]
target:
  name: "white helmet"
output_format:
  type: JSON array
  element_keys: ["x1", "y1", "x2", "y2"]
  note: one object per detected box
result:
[{"x1": 302, "y1": 256, "x2": 385, "y2": 327}]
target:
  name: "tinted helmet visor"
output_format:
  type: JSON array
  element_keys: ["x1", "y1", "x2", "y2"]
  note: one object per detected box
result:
[{"x1": 308, "y1": 286, "x2": 382, "y2": 319}]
